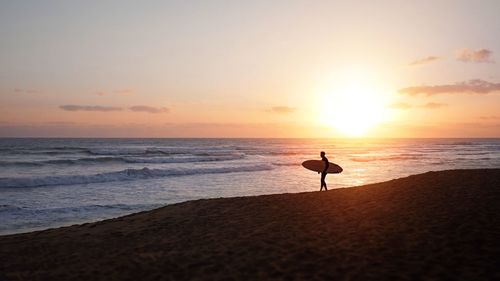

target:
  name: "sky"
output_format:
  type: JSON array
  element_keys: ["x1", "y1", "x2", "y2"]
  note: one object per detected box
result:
[{"x1": 0, "y1": 0, "x2": 499, "y2": 138}]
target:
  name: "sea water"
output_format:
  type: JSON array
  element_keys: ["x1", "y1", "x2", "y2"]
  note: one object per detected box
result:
[{"x1": 1, "y1": 138, "x2": 499, "y2": 235}]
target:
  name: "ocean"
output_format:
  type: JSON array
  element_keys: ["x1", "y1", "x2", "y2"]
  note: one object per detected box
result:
[{"x1": 1, "y1": 138, "x2": 499, "y2": 235}]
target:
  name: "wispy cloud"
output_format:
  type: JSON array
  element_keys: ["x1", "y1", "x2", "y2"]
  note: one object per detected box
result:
[
  {"x1": 268, "y1": 106, "x2": 295, "y2": 114},
  {"x1": 60, "y1": 104, "x2": 170, "y2": 113},
  {"x1": 129, "y1": 105, "x2": 169, "y2": 114},
  {"x1": 59, "y1": 105, "x2": 123, "y2": 112},
  {"x1": 399, "y1": 79, "x2": 500, "y2": 96},
  {"x1": 389, "y1": 102, "x2": 447, "y2": 109},
  {"x1": 408, "y1": 56, "x2": 442, "y2": 66},
  {"x1": 479, "y1": 116, "x2": 500, "y2": 120},
  {"x1": 420, "y1": 102, "x2": 447, "y2": 109},
  {"x1": 455, "y1": 48, "x2": 494, "y2": 63},
  {"x1": 14, "y1": 88, "x2": 41, "y2": 94}
]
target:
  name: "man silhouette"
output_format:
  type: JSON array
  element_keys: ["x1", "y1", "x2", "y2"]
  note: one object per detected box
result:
[{"x1": 319, "y1": 151, "x2": 329, "y2": 191}]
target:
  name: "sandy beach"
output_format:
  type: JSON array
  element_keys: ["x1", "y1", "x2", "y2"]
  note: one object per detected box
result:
[{"x1": 0, "y1": 169, "x2": 498, "y2": 280}]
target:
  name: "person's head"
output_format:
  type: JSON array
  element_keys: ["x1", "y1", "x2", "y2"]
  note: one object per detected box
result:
[{"x1": 320, "y1": 151, "x2": 325, "y2": 157}]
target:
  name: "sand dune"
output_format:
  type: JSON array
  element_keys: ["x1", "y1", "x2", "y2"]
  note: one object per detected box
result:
[{"x1": 0, "y1": 169, "x2": 499, "y2": 280}]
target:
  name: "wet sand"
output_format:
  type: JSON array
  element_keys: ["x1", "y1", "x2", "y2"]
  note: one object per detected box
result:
[{"x1": 0, "y1": 169, "x2": 499, "y2": 280}]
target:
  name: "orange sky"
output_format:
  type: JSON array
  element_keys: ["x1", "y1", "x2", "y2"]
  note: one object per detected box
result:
[{"x1": 1, "y1": 1, "x2": 499, "y2": 137}]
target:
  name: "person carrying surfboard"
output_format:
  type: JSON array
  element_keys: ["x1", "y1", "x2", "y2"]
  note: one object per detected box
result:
[
  {"x1": 302, "y1": 154, "x2": 342, "y2": 190},
  {"x1": 319, "y1": 151, "x2": 329, "y2": 191}
]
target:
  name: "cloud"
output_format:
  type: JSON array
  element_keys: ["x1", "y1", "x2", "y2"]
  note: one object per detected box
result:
[
  {"x1": 479, "y1": 116, "x2": 500, "y2": 120},
  {"x1": 408, "y1": 56, "x2": 442, "y2": 66},
  {"x1": 60, "y1": 104, "x2": 169, "y2": 113},
  {"x1": 455, "y1": 48, "x2": 494, "y2": 63},
  {"x1": 14, "y1": 88, "x2": 41, "y2": 94},
  {"x1": 419, "y1": 102, "x2": 447, "y2": 109},
  {"x1": 268, "y1": 106, "x2": 295, "y2": 114},
  {"x1": 129, "y1": 105, "x2": 169, "y2": 114},
  {"x1": 59, "y1": 105, "x2": 123, "y2": 112},
  {"x1": 399, "y1": 79, "x2": 500, "y2": 96},
  {"x1": 389, "y1": 102, "x2": 447, "y2": 109}
]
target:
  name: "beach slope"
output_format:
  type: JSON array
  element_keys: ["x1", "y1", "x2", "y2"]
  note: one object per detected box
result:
[{"x1": 0, "y1": 169, "x2": 499, "y2": 280}]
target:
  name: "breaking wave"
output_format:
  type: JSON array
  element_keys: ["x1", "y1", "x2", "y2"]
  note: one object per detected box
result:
[
  {"x1": 0, "y1": 154, "x2": 245, "y2": 167},
  {"x1": 0, "y1": 164, "x2": 273, "y2": 188}
]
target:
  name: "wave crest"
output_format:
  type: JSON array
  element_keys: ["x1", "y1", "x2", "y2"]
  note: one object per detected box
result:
[
  {"x1": 0, "y1": 164, "x2": 273, "y2": 188},
  {"x1": 0, "y1": 154, "x2": 246, "y2": 167}
]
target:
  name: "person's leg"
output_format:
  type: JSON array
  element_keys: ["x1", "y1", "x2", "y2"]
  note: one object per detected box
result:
[{"x1": 321, "y1": 173, "x2": 327, "y2": 191}]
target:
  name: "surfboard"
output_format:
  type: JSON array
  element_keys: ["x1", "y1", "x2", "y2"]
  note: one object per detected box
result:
[{"x1": 302, "y1": 160, "x2": 343, "y2": 174}]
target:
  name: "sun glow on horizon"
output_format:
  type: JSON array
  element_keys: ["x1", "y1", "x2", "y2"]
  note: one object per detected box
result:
[{"x1": 316, "y1": 66, "x2": 393, "y2": 137}]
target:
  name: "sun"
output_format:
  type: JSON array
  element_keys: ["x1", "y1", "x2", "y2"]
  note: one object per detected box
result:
[{"x1": 316, "y1": 66, "x2": 392, "y2": 137}]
